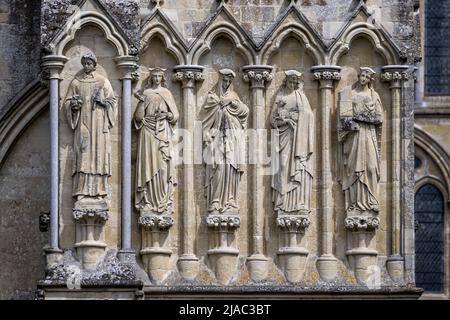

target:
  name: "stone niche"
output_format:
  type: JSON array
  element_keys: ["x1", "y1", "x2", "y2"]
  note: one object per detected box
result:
[{"x1": 31, "y1": 0, "x2": 421, "y2": 299}]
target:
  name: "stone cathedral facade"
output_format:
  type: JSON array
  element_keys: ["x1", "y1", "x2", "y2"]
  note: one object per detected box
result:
[{"x1": 0, "y1": 0, "x2": 429, "y2": 299}]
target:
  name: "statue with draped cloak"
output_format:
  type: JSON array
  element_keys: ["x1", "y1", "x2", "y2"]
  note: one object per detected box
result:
[
  {"x1": 64, "y1": 52, "x2": 117, "y2": 204},
  {"x1": 134, "y1": 68, "x2": 179, "y2": 215},
  {"x1": 201, "y1": 69, "x2": 249, "y2": 215},
  {"x1": 338, "y1": 67, "x2": 383, "y2": 216},
  {"x1": 271, "y1": 70, "x2": 314, "y2": 215}
]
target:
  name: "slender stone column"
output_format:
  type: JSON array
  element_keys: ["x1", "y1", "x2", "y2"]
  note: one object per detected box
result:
[
  {"x1": 242, "y1": 65, "x2": 273, "y2": 281},
  {"x1": 41, "y1": 55, "x2": 69, "y2": 267},
  {"x1": 115, "y1": 55, "x2": 139, "y2": 263},
  {"x1": 311, "y1": 65, "x2": 341, "y2": 281},
  {"x1": 381, "y1": 65, "x2": 410, "y2": 282},
  {"x1": 173, "y1": 65, "x2": 204, "y2": 280}
]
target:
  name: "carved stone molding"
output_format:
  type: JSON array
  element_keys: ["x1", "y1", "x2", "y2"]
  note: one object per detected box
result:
[
  {"x1": 138, "y1": 215, "x2": 175, "y2": 231},
  {"x1": 73, "y1": 208, "x2": 109, "y2": 221},
  {"x1": 313, "y1": 70, "x2": 341, "y2": 81},
  {"x1": 311, "y1": 65, "x2": 342, "y2": 86},
  {"x1": 276, "y1": 215, "x2": 311, "y2": 232},
  {"x1": 173, "y1": 65, "x2": 205, "y2": 88},
  {"x1": 344, "y1": 216, "x2": 380, "y2": 232},
  {"x1": 242, "y1": 65, "x2": 274, "y2": 88},
  {"x1": 206, "y1": 215, "x2": 241, "y2": 231}
]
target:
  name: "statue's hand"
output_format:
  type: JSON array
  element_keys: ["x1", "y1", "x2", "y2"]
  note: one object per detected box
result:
[
  {"x1": 93, "y1": 93, "x2": 105, "y2": 107},
  {"x1": 285, "y1": 119, "x2": 296, "y2": 129},
  {"x1": 295, "y1": 158, "x2": 302, "y2": 171},
  {"x1": 70, "y1": 96, "x2": 82, "y2": 111},
  {"x1": 166, "y1": 112, "x2": 174, "y2": 121}
]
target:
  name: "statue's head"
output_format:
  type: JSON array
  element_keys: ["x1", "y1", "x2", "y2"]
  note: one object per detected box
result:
[
  {"x1": 219, "y1": 69, "x2": 235, "y2": 92},
  {"x1": 81, "y1": 52, "x2": 97, "y2": 74},
  {"x1": 149, "y1": 67, "x2": 166, "y2": 87},
  {"x1": 358, "y1": 67, "x2": 376, "y2": 87},
  {"x1": 284, "y1": 70, "x2": 302, "y2": 91}
]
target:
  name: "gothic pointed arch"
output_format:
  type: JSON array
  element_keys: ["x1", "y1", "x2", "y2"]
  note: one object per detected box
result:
[
  {"x1": 140, "y1": 9, "x2": 188, "y2": 65},
  {"x1": 190, "y1": 5, "x2": 256, "y2": 65},
  {"x1": 44, "y1": 0, "x2": 136, "y2": 57},
  {"x1": 259, "y1": 5, "x2": 326, "y2": 65},
  {"x1": 329, "y1": 3, "x2": 402, "y2": 65},
  {"x1": 415, "y1": 125, "x2": 450, "y2": 200}
]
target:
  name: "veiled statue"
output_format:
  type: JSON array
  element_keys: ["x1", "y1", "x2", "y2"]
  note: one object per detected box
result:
[
  {"x1": 338, "y1": 67, "x2": 383, "y2": 215},
  {"x1": 271, "y1": 70, "x2": 314, "y2": 215},
  {"x1": 134, "y1": 68, "x2": 179, "y2": 215},
  {"x1": 202, "y1": 69, "x2": 249, "y2": 215},
  {"x1": 65, "y1": 52, "x2": 117, "y2": 205}
]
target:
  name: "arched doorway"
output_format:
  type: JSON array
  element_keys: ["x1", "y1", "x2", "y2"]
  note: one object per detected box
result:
[{"x1": 414, "y1": 184, "x2": 445, "y2": 292}]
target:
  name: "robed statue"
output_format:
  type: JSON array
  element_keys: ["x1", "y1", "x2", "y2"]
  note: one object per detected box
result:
[
  {"x1": 338, "y1": 67, "x2": 383, "y2": 215},
  {"x1": 271, "y1": 70, "x2": 314, "y2": 215},
  {"x1": 134, "y1": 68, "x2": 179, "y2": 215},
  {"x1": 65, "y1": 52, "x2": 117, "y2": 206},
  {"x1": 202, "y1": 69, "x2": 249, "y2": 215}
]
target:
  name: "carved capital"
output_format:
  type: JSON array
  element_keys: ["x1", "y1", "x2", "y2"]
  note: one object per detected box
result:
[
  {"x1": 242, "y1": 65, "x2": 274, "y2": 88},
  {"x1": 206, "y1": 214, "x2": 240, "y2": 231},
  {"x1": 73, "y1": 208, "x2": 109, "y2": 221},
  {"x1": 138, "y1": 214, "x2": 174, "y2": 231},
  {"x1": 345, "y1": 216, "x2": 380, "y2": 232},
  {"x1": 115, "y1": 55, "x2": 139, "y2": 81},
  {"x1": 381, "y1": 65, "x2": 414, "y2": 85},
  {"x1": 276, "y1": 215, "x2": 310, "y2": 232},
  {"x1": 173, "y1": 65, "x2": 205, "y2": 88},
  {"x1": 311, "y1": 65, "x2": 341, "y2": 83},
  {"x1": 41, "y1": 55, "x2": 69, "y2": 79}
]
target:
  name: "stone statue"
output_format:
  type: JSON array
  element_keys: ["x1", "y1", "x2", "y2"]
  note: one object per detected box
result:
[
  {"x1": 338, "y1": 67, "x2": 383, "y2": 216},
  {"x1": 134, "y1": 68, "x2": 179, "y2": 215},
  {"x1": 202, "y1": 69, "x2": 249, "y2": 215},
  {"x1": 270, "y1": 70, "x2": 314, "y2": 215},
  {"x1": 65, "y1": 52, "x2": 117, "y2": 207}
]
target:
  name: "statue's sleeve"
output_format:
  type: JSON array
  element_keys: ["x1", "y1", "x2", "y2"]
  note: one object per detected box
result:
[
  {"x1": 270, "y1": 94, "x2": 281, "y2": 128},
  {"x1": 103, "y1": 79, "x2": 117, "y2": 129},
  {"x1": 165, "y1": 91, "x2": 179, "y2": 126},
  {"x1": 64, "y1": 80, "x2": 80, "y2": 130},
  {"x1": 134, "y1": 98, "x2": 146, "y2": 130}
]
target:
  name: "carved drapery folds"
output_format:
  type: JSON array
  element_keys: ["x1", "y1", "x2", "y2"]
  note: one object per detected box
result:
[
  {"x1": 134, "y1": 67, "x2": 179, "y2": 283},
  {"x1": 202, "y1": 69, "x2": 249, "y2": 284},
  {"x1": 33, "y1": 0, "x2": 416, "y2": 294},
  {"x1": 65, "y1": 52, "x2": 117, "y2": 269},
  {"x1": 271, "y1": 70, "x2": 314, "y2": 283},
  {"x1": 338, "y1": 67, "x2": 383, "y2": 284}
]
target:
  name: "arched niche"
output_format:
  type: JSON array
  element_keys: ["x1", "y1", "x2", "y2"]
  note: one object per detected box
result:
[
  {"x1": 334, "y1": 36, "x2": 391, "y2": 259},
  {"x1": 133, "y1": 34, "x2": 183, "y2": 260},
  {"x1": 0, "y1": 110, "x2": 50, "y2": 299},
  {"x1": 265, "y1": 35, "x2": 319, "y2": 256},
  {"x1": 195, "y1": 35, "x2": 251, "y2": 257},
  {"x1": 59, "y1": 24, "x2": 122, "y2": 250}
]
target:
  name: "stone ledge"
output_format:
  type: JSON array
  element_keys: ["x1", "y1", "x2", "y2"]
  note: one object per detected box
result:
[{"x1": 143, "y1": 285, "x2": 423, "y2": 300}]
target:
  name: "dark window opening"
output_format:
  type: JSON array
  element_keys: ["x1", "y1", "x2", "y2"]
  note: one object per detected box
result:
[{"x1": 414, "y1": 184, "x2": 445, "y2": 292}]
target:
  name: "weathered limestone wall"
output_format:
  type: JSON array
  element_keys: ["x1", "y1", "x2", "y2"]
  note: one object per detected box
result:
[
  {"x1": 0, "y1": 111, "x2": 49, "y2": 300},
  {"x1": 0, "y1": 0, "x2": 41, "y2": 112}
]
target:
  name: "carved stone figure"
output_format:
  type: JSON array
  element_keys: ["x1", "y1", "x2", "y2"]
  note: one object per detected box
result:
[
  {"x1": 271, "y1": 70, "x2": 314, "y2": 215},
  {"x1": 134, "y1": 68, "x2": 179, "y2": 216},
  {"x1": 338, "y1": 67, "x2": 383, "y2": 217},
  {"x1": 65, "y1": 52, "x2": 117, "y2": 207},
  {"x1": 202, "y1": 69, "x2": 249, "y2": 215},
  {"x1": 202, "y1": 69, "x2": 249, "y2": 285},
  {"x1": 64, "y1": 52, "x2": 117, "y2": 269}
]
